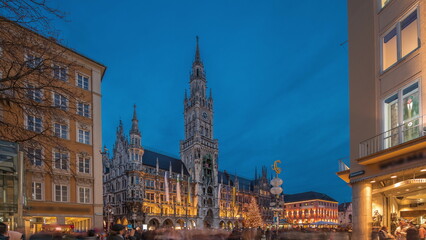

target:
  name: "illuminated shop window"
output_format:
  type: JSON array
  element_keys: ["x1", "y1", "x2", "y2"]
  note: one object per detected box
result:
[{"x1": 383, "y1": 81, "x2": 420, "y2": 148}]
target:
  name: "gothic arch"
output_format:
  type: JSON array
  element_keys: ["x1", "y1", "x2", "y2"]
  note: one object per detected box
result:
[
  {"x1": 227, "y1": 221, "x2": 233, "y2": 229},
  {"x1": 162, "y1": 219, "x2": 174, "y2": 228},
  {"x1": 176, "y1": 219, "x2": 185, "y2": 228},
  {"x1": 147, "y1": 218, "x2": 160, "y2": 230}
]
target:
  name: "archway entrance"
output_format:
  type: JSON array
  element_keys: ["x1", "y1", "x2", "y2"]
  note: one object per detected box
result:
[
  {"x1": 162, "y1": 219, "x2": 174, "y2": 228},
  {"x1": 188, "y1": 220, "x2": 196, "y2": 229},
  {"x1": 235, "y1": 221, "x2": 240, "y2": 229},
  {"x1": 176, "y1": 219, "x2": 185, "y2": 229},
  {"x1": 204, "y1": 209, "x2": 213, "y2": 229},
  {"x1": 227, "y1": 221, "x2": 233, "y2": 229},
  {"x1": 148, "y1": 219, "x2": 160, "y2": 230},
  {"x1": 219, "y1": 221, "x2": 225, "y2": 229}
]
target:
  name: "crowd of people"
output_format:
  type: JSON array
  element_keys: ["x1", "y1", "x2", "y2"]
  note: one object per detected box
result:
[
  {"x1": 377, "y1": 220, "x2": 426, "y2": 240},
  {"x1": 0, "y1": 221, "x2": 363, "y2": 240},
  {"x1": 3, "y1": 220, "x2": 426, "y2": 240}
]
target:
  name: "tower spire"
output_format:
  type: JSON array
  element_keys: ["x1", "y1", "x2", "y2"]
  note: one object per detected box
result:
[
  {"x1": 195, "y1": 36, "x2": 201, "y2": 63},
  {"x1": 130, "y1": 104, "x2": 140, "y2": 136}
]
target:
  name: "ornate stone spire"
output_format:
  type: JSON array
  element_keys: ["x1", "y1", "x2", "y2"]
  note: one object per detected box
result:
[
  {"x1": 130, "y1": 104, "x2": 140, "y2": 136},
  {"x1": 194, "y1": 36, "x2": 201, "y2": 64},
  {"x1": 117, "y1": 119, "x2": 124, "y2": 135}
]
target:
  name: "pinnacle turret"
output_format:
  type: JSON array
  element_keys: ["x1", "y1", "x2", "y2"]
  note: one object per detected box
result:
[
  {"x1": 194, "y1": 36, "x2": 202, "y2": 65},
  {"x1": 129, "y1": 105, "x2": 142, "y2": 147},
  {"x1": 130, "y1": 104, "x2": 140, "y2": 136}
]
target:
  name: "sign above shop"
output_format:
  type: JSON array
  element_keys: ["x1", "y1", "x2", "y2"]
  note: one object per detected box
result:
[
  {"x1": 379, "y1": 151, "x2": 424, "y2": 170},
  {"x1": 349, "y1": 170, "x2": 365, "y2": 178}
]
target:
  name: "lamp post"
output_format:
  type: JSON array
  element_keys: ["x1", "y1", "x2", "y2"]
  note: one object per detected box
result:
[
  {"x1": 132, "y1": 207, "x2": 137, "y2": 228},
  {"x1": 107, "y1": 205, "x2": 114, "y2": 230},
  {"x1": 270, "y1": 160, "x2": 283, "y2": 232}
]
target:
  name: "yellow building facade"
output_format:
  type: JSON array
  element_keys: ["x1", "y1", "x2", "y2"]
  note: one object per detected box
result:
[{"x1": 0, "y1": 19, "x2": 106, "y2": 234}]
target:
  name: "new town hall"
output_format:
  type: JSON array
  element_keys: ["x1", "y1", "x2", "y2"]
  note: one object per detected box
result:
[{"x1": 102, "y1": 39, "x2": 275, "y2": 229}]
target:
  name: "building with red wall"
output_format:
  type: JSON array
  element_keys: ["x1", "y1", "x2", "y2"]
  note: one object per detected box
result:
[{"x1": 283, "y1": 191, "x2": 338, "y2": 224}]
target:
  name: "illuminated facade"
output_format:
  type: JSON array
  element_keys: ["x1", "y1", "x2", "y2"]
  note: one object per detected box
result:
[
  {"x1": 338, "y1": 202, "x2": 352, "y2": 227},
  {"x1": 338, "y1": 0, "x2": 426, "y2": 239},
  {"x1": 283, "y1": 192, "x2": 338, "y2": 225},
  {"x1": 102, "y1": 39, "x2": 274, "y2": 229},
  {"x1": 0, "y1": 20, "x2": 106, "y2": 234}
]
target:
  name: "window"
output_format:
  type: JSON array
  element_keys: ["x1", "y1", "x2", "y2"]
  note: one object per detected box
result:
[
  {"x1": 383, "y1": 82, "x2": 420, "y2": 147},
  {"x1": 53, "y1": 93, "x2": 68, "y2": 110},
  {"x1": 32, "y1": 182, "x2": 43, "y2": 200},
  {"x1": 382, "y1": 9, "x2": 419, "y2": 71},
  {"x1": 401, "y1": 11, "x2": 419, "y2": 56},
  {"x1": 78, "y1": 129, "x2": 90, "y2": 144},
  {"x1": 146, "y1": 193, "x2": 155, "y2": 201},
  {"x1": 145, "y1": 180, "x2": 155, "y2": 189},
  {"x1": 77, "y1": 74, "x2": 89, "y2": 90},
  {"x1": 54, "y1": 151, "x2": 68, "y2": 170},
  {"x1": 77, "y1": 102, "x2": 90, "y2": 117},
  {"x1": 27, "y1": 84, "x2": 42, "y2": 102},
  {"x1": 78, "y1": 187, "x2": 91, "y2": 203},
  {"x1": 54, "y1": 123, "x2": 68, "y2": 139},
  {"x1": 26, "y1": 54, "x2": 42, "y2": 69},
  {"x1": 78, "y1": 156, "x2": 90, "y2": 174},
  {"x1": 54, "y1": 184, "x2": 68, "y2": 202},
  {"x1": 28, "y1": 148, "x2": 42, "y2": 166},
  {"x1": 27, "y1": 115, "x2": 42, "y2": 132},
  {"x1": 53, "y1": 65, "x2": 67, "y2": 81}
]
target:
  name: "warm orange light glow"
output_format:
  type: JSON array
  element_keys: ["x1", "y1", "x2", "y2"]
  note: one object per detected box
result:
[{"x1": 391, "y1": 175, "x2": 397, "y2": 179}]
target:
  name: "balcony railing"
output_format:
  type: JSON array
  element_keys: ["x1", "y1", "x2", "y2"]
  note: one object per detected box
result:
[{"x1": 359, "y1": 115, "x2": 425, "y2": 158}]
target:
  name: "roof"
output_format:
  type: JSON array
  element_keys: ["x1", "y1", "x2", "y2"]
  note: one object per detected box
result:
[
  {"x1": 338, "y1": 202, "x2": 352, "y2": 212},
  {"x1": 284, "y1": 191, "x2": 337, "y2": 203},
  {"x1": 218, "y1": 171, "x2": 254, "y2": 191},
  {"x1": 142, "y1": 149, "x2": 189, "y2": 176}
]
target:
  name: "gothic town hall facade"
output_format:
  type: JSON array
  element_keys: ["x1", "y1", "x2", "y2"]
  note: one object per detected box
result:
[{"x1": 102, "y1": 39, "x2": 274, "y2": 230}]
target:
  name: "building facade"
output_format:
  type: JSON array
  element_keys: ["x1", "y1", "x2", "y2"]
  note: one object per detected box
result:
[
  {"x1": 338, "y1": 202, "x2": 352, "y2": 228},
  {"x1": 0, "y1": 19, "x2": 106, "y2": 234},
  {"x1": 283, "y1": 192, "x2": 338, "y2": 225},
  {"x1": 102, "y1": 38, "x2": 274, "y2": 230},
  {"x1": 337, "y1": 0, "x2": 426, "y2": 239}
]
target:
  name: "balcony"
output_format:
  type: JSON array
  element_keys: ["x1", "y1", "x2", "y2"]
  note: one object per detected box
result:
[{"x1": 358, "y1": 115, "x2": 426, "y2": 165}]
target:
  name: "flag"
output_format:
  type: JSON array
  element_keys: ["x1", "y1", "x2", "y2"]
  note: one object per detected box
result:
[
  {"x1": 177, "y1": 174, "x2": 181, "y2": 203},
  {"x1": 232, "y1": 187, "x2": 236, "y2": 206},
  {"x1": 187, "y1": 177, "x2": 192, "y2": 204},
  {"x1": 218, "y1": 183, "x2": 222, "y2": 206},
  {"x1": 165, "y1": 171, "x2": 170, "y2": 202}
]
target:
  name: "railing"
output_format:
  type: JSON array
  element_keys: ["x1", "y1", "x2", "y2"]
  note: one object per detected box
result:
[
  {"x1": 359, "y1": 115, "x2": 425, "y2": 158},
  {"x1": 338, "y1": 160, "x2": 349, "y2": 172}
]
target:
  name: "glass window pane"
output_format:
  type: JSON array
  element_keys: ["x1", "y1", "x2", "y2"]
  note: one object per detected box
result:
[
  {"x1": 401, "y1": 11, "x2": 419, "y2": 57},
  {"x1": 384, "y1": 94, "x2": 399, "y2": 148},
  {"x1": 383, "y1": 28, "x2": 397, "y2": 70},
  {"x1": 403, "y1": 88, "x2": 419, "y2": 121}
]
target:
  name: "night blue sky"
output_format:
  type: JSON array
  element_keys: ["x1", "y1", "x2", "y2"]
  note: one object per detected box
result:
[{"x1": 52, "y1": 0, "x2": 351, "y2": 203}]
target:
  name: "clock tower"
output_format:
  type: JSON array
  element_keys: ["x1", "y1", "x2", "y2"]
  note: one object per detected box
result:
[{"x1": 180, "y1": 37, "x2": 219, "y2": 229}]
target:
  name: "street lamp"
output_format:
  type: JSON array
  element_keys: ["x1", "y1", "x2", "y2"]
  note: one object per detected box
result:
[
  {"x1": 106, "y1": 205, "x2": 114, "y2": 230},
  {"x1": 270, "y1": 160, "x2": 283, "y2": 231}
]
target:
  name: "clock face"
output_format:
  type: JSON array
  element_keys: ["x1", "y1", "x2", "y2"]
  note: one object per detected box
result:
[{"x1": 202, "y1": 112, "x2": 208, "y2": 119}]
